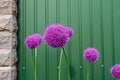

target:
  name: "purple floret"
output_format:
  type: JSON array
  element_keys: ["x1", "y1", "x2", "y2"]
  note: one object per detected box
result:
[
  {"x1": 25, "y1": 34, "x2": 42, "y2": 49},
  {"x1": 65, "y1": 27, "x2": 74, "y2": 38},
  {"x1": 84, "y1": 48, "x2": 99, "y2": 62},
  {"x1": 111, "y1": 64, "x2": 120, "y2": 79},
  {"x1": 44, "y1": 24, "x2": 69, "y2": 48}
]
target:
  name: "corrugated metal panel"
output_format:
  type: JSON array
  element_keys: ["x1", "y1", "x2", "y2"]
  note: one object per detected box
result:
[{"x1": 18, "y1": 0, "x2": 120, "y2": 80}]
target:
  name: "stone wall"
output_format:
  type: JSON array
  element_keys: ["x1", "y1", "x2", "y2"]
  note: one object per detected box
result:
[{"x1": 0, "y1": 0, "x2": 17, "y2": 80}]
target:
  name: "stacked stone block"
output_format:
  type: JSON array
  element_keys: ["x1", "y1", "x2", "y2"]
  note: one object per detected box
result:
[{"x1": 0, "y1": 0, "x2": 17, "y2": 80}]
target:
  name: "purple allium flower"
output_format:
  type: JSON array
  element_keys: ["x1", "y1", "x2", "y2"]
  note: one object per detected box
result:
[
  {"x1": 44, "y1": 24, "x2": 69, "y2": 48},
  {"x1": 111, "y1": 64, "x2": 120, "y2": 79},
  {"x1": 25, "y1": 34, "x2": 42, "y2": 49},
  {"x1": 65, "y1": 27, "x2": 74, "y2": 38},
  {"x1": 84, "y1": 48, "x2": 99, "y2": 62}
]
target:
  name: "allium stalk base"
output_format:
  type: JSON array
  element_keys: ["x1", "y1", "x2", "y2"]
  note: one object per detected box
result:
[
  {"x1": 62, "y1": 48, "x2": 71, "y2": 80},
  {"x1": 32, "y1": 48, "x2": 38, "y2": 80},
  {"x1": 58, "y1": 49, "x2": 63, "y2": 80}
]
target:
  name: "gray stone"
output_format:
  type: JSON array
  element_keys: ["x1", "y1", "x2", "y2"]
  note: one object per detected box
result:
[
  {"x1": 0, "y1": 0, "x2": 17, "y2": 79},
  {"x1": 0, "y1": 15, "x2": 17, "y2": 32},
  {"x1": 0, "y1": 0, "x2": 17, "y2": 1},
  {"x1": 0, "y1": 32, "x2": 17, "y2": 49},
  {"x1": 0, "y1": 0, "x2": 17, "y2": 15},
  {"x1": 0, "y1": 66, "x2": 17, "y2": 80},
  {"x1": 0, "y1": 49, "x2": 17, "y2": 67}
]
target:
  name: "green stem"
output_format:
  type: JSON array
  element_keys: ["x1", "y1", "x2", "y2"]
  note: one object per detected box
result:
[
  {"x1": 32, "y1": 48, "x2": 37, "y2": 80},
  {"x1": 113, "y1": 78, "x2": 117, "y2": 80},
  {"x1": 87, "y1": 62, "x2": 90, "y2": 80},
  {"x1": 58, "y1": 49, "x2": 63, "y2": 80},
  {"x1": 35, "y1": 48, "x2": 37, "y2": 80},
  {"x1": 32, "y1": 50, "x2": 35, "y2": 68},
  {"x1": 62, "y1": 48, "x2": 71, "y2": 80}
]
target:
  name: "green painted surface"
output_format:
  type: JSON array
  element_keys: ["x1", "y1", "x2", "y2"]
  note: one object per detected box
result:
[{"x1": 18, "y1": 0, "x2": 120, "y2": 80}]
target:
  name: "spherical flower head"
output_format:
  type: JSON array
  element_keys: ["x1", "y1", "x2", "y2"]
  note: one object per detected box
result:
[
  {"x1": 44, "y1": 24, "x2": 69, "y2": 48},
  {"x1": 25, "y1": 34, "x2": 42, "y2": 49},
  {"x1": 65, "y1": 27, "x2": 74, "y2": 38},
  {"x1": 111, "y1": 64, "x2": 120, "y2": 79},
  {"x1": 84, "y1": 48, "x2": 99, "y2": 62}
]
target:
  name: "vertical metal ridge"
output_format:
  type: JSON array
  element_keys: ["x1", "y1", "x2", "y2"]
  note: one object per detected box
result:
[
  {"x1": 78, "y1": 0, "x2": 83, "y2": 79},
  {"x1": 89, "y1": 0, "x2": 94, "y2": 80},
  {"x1": 23, "y1": 0, "x2": 26, "y2": 79},
  {"x1": 34, "y1": 0, "x2": 37, "y2": 32},
  {"x1": 56, "y1": 0, "x2": 60, "y2": 23},
  {"x1": 45, "y1": 0, "x2": 49, "y2": 80},
  {"x1": 89, "y1": 0, "x2": 93, "y2": 47},
  {"x1": 67, "y1": 0, "x2": 71, "y2": 66},
  {"x1": 18, "y1": 0, "x2": 25, "y2": 79},
  {"x1": 67, "y1": 0, "x2": 71, "y2": 28},
  {"x1": 67, "y1": 0, "x2": 72, "y2": 79},
  {"x1": 110, "y1": 0, "x2": 115, "y2": 66},
  {"x1": 56, "y1": 0, "x2": 60, "y2": 79},
  {"x1": 56, "y1": 0, "x2": 60, "y2": 54},
  {"x1": 36, "y1": 0, "x2": 38, "y2": 32},
  {"x1": 100, "y1": 0, "x2": 105, "y2": 79}
]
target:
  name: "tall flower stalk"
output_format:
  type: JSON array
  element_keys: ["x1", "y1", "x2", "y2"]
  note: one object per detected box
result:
[
  {"x1": 25, "y1": 34, "x2": 42, "y2": 80},
  {"x1": 84, "y1": 48, "x2": 99, "y2": 80},
  {"x1": 58, "y1": 49, "x2": 63, "y2": 80},
  {"x1": 44, "y1": 24, "x2": 74, "y2": 80},
  {"x1": 58, "y1": 48, "x2": 71, "y2": 80},
  {"x1": 87, "y1": 62, "x2": 90, "y2": 80},
  {"x1": 62, "y1": 48, "x2": 70, "y2": 80},
  {"x1": 32, "y1": 48, "x2": 38, "y2": 80}
]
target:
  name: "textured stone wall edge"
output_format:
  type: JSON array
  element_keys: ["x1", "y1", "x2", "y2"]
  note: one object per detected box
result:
[{"x1": 0, "y1": 0, "x2": 17, "y2": 80}]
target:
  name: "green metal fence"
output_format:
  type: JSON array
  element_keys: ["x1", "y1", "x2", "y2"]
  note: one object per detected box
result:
[{"x1": 18, "y1": 0, "x2": 120, "y2": 80}]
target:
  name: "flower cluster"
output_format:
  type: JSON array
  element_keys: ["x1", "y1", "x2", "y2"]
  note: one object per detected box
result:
[
  {"x1": 44, "y1": 24, "x2": 74, "y2": 48},
  {"x1": 111, "y1": 64, "x2": 120, "y2": 79},
  {"x1": 84, "y1": 48, "x2": 99, "y2": 62},
  {"x1": 25, "y1": 34, "x2": 42, "y2": 49},
  {"x1": 25, "y1": 24, "x2": 74, "y2": 49}
]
